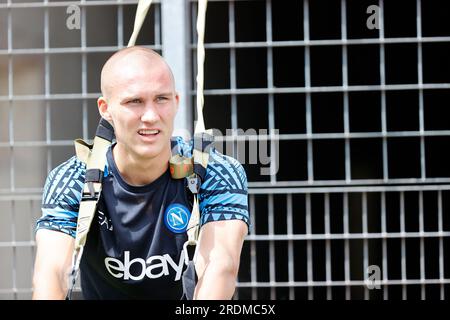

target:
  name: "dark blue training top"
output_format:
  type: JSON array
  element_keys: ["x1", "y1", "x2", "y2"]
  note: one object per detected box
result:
[{"x1": 36, "y1": 137, "x2": 250, "y2": 300}]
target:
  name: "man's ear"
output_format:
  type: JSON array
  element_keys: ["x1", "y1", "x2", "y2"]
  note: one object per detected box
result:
[
  {"x1": 97, "y1": 96, "x2": 112, "y2": 121},
  {"x1": 175, "y1": 92, "x2": 180, "y2": 112}
]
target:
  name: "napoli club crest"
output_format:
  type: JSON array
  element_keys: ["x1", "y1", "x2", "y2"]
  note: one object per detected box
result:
[{"x1": 164, "y1": 203, "x2": 191, "y2": 233}]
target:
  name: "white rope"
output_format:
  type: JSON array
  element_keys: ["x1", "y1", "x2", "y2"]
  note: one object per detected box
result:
[
  {"x1": 194, "y1": 0, "x2": 208, "y2": 134},
  {"x1": 127, "y1": 0, "x2": 153, "y2": 47},
  {"x1": 128, "y1": 0, "x2": 207, "y2": 135}
]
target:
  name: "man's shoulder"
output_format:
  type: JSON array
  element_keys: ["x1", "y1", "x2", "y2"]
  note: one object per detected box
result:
[
  {"x1": 42, "y1": 156, "x2": 86, "y2": 206},
  {"x1": 204, "y1": 149, "x2": 248, "y2": 192},
  {"x1": 46, "y1": 156, "x2": 86, "y2": 185},
  {"x1": 172, "y1": 135, "x2": 247, "y2": 190}
]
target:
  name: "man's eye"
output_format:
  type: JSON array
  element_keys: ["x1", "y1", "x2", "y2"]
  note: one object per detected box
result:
[
  {"x1": 156, "y1": 96, "x2": 169, "y2": 103},
  {"x1": 128, "y1": 99, "x2": 141, "y2": 104}
]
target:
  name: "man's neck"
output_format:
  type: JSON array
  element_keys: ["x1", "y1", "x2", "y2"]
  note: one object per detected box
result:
[{"x1": 112, "y1": 143, "x2": 171, "y2": 186}]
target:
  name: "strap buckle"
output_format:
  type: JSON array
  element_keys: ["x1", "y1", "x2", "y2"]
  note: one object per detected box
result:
[
  {"x1": 81, "y1": 182, "x2": 100, "y2": 201},
  {"x1": 187, "y1": 174, "x2": 200, "y2": 194},
  {"x1": 183, "y1": 240, "x2": 198, "y2": 266}
]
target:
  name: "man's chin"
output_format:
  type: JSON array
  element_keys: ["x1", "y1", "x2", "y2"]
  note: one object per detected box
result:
[{"x1": 133, "y1": 144, "x2": 165, "y2": 159}]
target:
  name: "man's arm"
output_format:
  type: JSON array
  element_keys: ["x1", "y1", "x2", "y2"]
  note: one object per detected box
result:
[
  {"x1": 32, "y1": 229, "x2": 74, "y2": 300},
  {"x1": 194, "y1": 219, "x2": 248, "y2": 300}
]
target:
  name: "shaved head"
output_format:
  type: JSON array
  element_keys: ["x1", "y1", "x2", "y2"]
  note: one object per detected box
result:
[{"x1": 100, "y1": 46, "x2": 175, "y2": 99}]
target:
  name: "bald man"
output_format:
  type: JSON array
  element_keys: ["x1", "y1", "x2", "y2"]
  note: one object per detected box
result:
[{"x1": 32, "y1": 47, "x2": 249, "y2": 300}]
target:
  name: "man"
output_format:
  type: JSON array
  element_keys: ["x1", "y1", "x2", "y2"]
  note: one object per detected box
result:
[{"x1": 32, "y1": 46, "x2": 249, "y2": 300}]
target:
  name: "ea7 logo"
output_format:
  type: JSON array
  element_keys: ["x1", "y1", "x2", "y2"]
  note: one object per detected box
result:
[
  {"x1": 98, "y1": 210, "x2": 113, "y2": 231},
  {"x1": 104, "y1": 251, "x2": 185, "y2": 281}
]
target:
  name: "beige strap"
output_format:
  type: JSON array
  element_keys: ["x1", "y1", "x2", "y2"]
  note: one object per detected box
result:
[
  {"x1": 186, "y1": 197, "x2": 200, "y2": 245},
  {"x1": 184, "y1": 0, "x2": 209, "y2": 254},
  {"x1": 127, "y1": 0, "x2": 153, "y2": 47},
  {"x1": 74, "y1": 136, "x2": 111, "y2": 251},
  {"x1": 68, "y1": 134, "x2": 112, "y2": 299}
]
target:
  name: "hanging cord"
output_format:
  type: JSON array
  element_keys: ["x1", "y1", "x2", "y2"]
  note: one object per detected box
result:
[
  {"x1": 195, "y1": 0, "x2": 208, "y2": 134},
  {"x1": 128, "y1": 0, "x2": 206, "y2": 133},
  {"x1": 128, "y1": 0, "x2": 153, "y2": 47}
]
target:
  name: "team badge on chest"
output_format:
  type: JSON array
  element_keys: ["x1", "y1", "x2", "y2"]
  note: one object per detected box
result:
[{"x1": 164, "y1": 203, "x2": 191, "y2": 233}]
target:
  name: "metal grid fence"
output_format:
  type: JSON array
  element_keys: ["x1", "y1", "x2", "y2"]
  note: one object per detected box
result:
[
  {"x1": 188, "y1": 0, "x2": 450, "y2": 299},
  {"x1": 0, "y1": 0, "x2": 449, "y2": 299}
]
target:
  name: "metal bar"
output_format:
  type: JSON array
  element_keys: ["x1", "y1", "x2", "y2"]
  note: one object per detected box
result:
[
  {"x1": 197, "y1": 83, "x2": 450, "y2": 95},
  {"x1": 5, "y1": 277, "x2": 450, "y2": 293},
  {"x1": 304, "y1": 0, "x2": 313, "y2": 184},
  {"x1": 186, "y1": 37, "x2": 450, "y2": 49},
  {"x1": 0, "y1": 241, "x2": 37, "y2": 248},
  {"x1": 341, "y1": 0, "x2": 350, "y2": 183},
  {"x1": 7, "y1": 128, "x2": 450, "y2": 141},
  {"x1": 30, "y1": 200, "x2": 36, "y2": 282},
  {"x1": 117, "y1": 1, "x2": 124, "y2": 47},
  {"x1": 324, "y1": 193, "x2": 332, "y2": 300},
  {"x1": 379, "y1": 0, "x2": 388, "y2": 182},
  {"x1": 305, "y1": 193, "x2": 313, "y2": 299},
  {"x1": 419, "y1": 191, "x2": 425, "y2": 299},
  {"x1": 266, "y1": 0, "x2": 276, "y2": 185},
  {"x1": 214, "y1": 130, "x2": 450, "y2": 140},
  {"x1": 400, "y1": 191, "x2": 407, "y2": 299},
  {"x1": 0, "y1": 230, "x2": 446, "y2": 242},
  {"x1": 162, "y1": 0, "x2": 191, "y2": 133},
  {"x1": 243, "y1": 231, "x2": 450, "y2": 241},
  {"x1": 343, "y1": 193, "x2": 350, "y2": 299},
  {"x1": 81, "y1": 1, "x2": 88, "y2": 140},
  {"x1": 0, "y1": 0, "x2": 144, "y2": 9},
  {"x1": 6, "y1": 181, "x2": 450, "y2": 198},
  {"x1": 438, "y1": 190, "x2": 445, "y2": 300},
  {"x1": 3, "y1": 83, "x2": 450, "y2": 101},
  {"x1": 7, "y1": 0, "x2": 14, "y2": 193},
  {"x1": 381, "y1": 192, "x2": 388, "y2": 299},
  {"x1": 11, "y1": 200, "x2": 17, "y2": 299},
  {"x1": 248, "y1": 184, "x2": 450, "y2": 194},
  {"x1": 0, "y1": 45, "x2": 162, "y2": 56},
  {"x1": 268, "y1": 194, "x2": 276, "y2": 299},
  {"x1": 229, "y1": 0, "x2": 238, "y2": 160},
  {"x1": 154, "y1": 2, "x2": 161, "y2": 46},
  {"x1": 249, "y1": 194, "x2": 257, "y2": 300},
  {"x1": 3, "y1": 38, "x2": 450, "y2": 55},
  {"x1": 286, "y1": 194, "x2": 295, "y2": 299},
  {"x1": 417, "y1": 0, "x2": 426, "y2": 182},
  {"x1": 6, "y1": 128, "x2": 450, "y2": 143},
  {"x1": 236, "y1": 278, "x2": 450, "y2": 288},
  {"x1": 362, "y1": 192, "x2": 369, "y2": 300},
  {"x1": 44, "y1": 2, "x2": 52, "y2": 174}
]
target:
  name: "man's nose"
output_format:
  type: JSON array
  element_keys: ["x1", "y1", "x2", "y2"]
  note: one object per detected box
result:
[{"x1": 141, "y1": 103, "x2": 160, "y2": 123}]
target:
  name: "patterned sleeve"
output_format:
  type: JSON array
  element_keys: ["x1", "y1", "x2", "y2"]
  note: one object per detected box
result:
[
  {"x1": 198, "y1": 149, "x2": 250, "y2": 232},
  {"x1": 36, "y1": 156, "x2": 86, "y2": 238}
]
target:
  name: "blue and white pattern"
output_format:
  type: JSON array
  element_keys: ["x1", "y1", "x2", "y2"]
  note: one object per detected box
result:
[
  {"x1": 37, "y1": 156, "x2": 86, "y2": 238},
  {"x1": 199, "y1": 151, "x2": 250, "y2": 227},
  {"x1": 36, "y1": 137, "x2": 250, "y2": 236}
]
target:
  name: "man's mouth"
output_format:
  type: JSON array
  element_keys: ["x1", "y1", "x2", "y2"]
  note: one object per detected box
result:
[{"x1": 138, "y1": 129, "x2": 160, "y2": 136}]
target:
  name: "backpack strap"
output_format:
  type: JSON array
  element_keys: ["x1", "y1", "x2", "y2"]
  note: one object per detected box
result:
[
  {"x1": 181, "y1": 131, "x2": 214, "y2": 300},
  {"x1": 66, "y1": 118, "x2": 114, "y2": 300},
  {"x1": 180, "y1": 0, "x2": 209, "y2": 300}
]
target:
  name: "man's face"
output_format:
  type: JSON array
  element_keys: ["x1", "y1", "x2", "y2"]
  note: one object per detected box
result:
[{"x1": 100, "y1": 58, "x2": 179, "y2": 160}]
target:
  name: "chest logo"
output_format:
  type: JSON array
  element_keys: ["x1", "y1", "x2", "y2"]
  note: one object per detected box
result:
[{"x1": 164, "y1": 203, "x2": 191, "y2": 233}]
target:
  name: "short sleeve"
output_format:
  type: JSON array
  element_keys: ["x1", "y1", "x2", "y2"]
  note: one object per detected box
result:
[
  {"x1": 36, "y1": 156, "x2": 86, "y2": 238},
  {"x1": 198, "y1": 149, "x2": 250, "y2": 232}
]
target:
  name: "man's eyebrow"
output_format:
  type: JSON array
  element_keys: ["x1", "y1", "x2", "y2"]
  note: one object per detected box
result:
[
  {"x1": 119, "y1": 95, "x2": 141, "y2": 102},
  {"x1": 155, "y1": 92, "x2": 174, "y2": 96}
]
